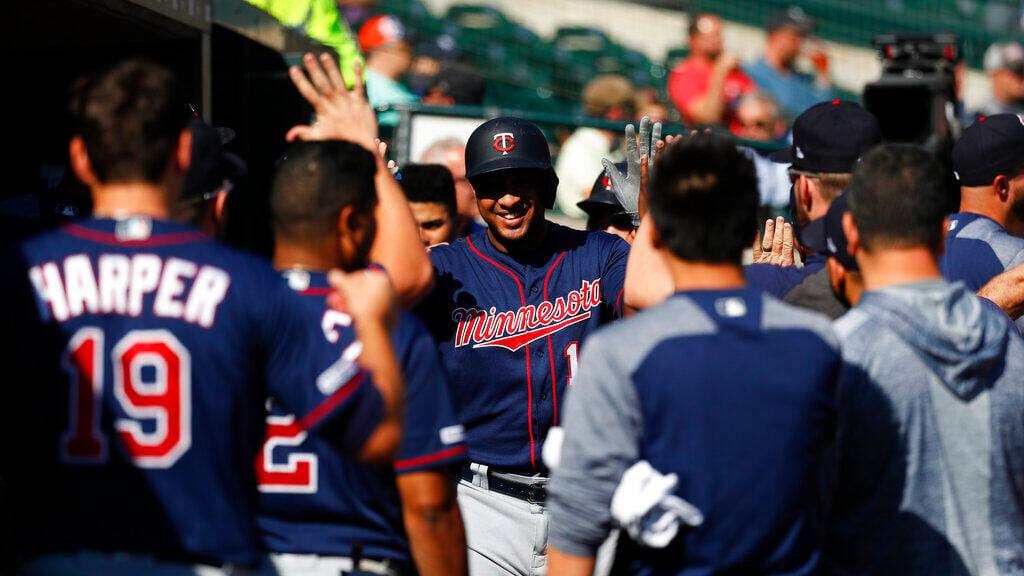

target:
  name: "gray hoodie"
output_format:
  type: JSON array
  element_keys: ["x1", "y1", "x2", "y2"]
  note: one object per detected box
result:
[{"x1": 828, "y1": 279, "x2": 1024, "y2": 576}]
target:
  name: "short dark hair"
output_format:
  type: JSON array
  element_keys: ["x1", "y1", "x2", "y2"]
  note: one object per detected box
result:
[
  {"x1": 649, "y1": 133, "x2": 758, "y2": 263},
  {"x1": 69, "y1": 57, "x2": 188, "y2": 184},
  {"x1": 270, "y1": 140, "x2": 378, "y2": 244},
  {"x1": 847, "y1": 143, "x2": 948, "y2": 252},
  {"x1": 398, "y1": 164, "x2": 457, "y2": 216}
]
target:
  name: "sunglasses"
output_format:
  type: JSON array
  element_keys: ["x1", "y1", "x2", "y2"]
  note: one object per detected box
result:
[{"x1": 787, "y1": 167, "x2": 822, "y2": 184}]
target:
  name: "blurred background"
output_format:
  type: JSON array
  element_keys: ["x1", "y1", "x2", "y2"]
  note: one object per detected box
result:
[{"x1": 7, "y1": 0, "x2": 1024, "y2": 249}]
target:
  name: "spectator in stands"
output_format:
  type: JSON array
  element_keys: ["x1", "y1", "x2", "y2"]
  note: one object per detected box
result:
[
  {"x1": 974, "y1": 41, "x2": 1024, "y2": 119},
  {"x1": 667, "y1": 12, "x2": 755, "y2": 127},
  {"x1": 358, "y1": 14, "x2": 418, "y2": 127},
  {"x1": 744, "y1": 6, "x2": 835, "y2": 120},
  {"x1": 732, "y1": 92, "x2": 790, "y2": 220},
  {"x1": 635, "y1": 86, "x2": 672, "y2": 125},
  {"x1": 554, "y1": 74, "x2": 636, "y2": 220},
  {"x1": 406, "y1": 33, "x2": 459, "y2": 97},
  {"x1": 398, "y1": 163, "x2": 460, "y2": 249},
  {"x1": 420, "y1": 138, "x2": 484, "y2": 238},
  {"x1": 421, "y1": 65, "x2": 487, "y2": 107},
  {"x1": 825, "y1": 143, "x2": 1024, "y2": 574}
]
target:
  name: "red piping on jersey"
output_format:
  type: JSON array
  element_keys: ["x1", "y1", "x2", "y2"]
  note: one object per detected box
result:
[
  {"x1": 543, "y1": 248, "x2": 567, "y2": 427},
  {"x1": 394, "y1": 445, "x2": 468, "y2": 471},
  {"x1": 616, "y1": 287, "x2": 625, "y2": 317},
  {"x1": 299, "y1": 287, "x2": 334, "y2": 296},
  {"x1": 297, "y1": 369, "x2": 368, "y2": 431},
  {"x1": 466, "y1": 237, "x2": 536, "y2": 471},
  {"x1": 63, "y1": 223, "x2": 205, "y2": 247}
]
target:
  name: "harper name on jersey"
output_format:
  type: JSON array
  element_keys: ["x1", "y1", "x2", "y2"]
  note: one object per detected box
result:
[{"x1": 29, "y1": 253, "x2": 230, "y2": 327}]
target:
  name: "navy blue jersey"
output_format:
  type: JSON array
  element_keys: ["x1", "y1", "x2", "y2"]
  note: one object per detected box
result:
[
  {"x1": 548, "y1": 288, "x2": 841, "y2": 575},
  {"x1": 0, "y1": 217, "x2": 381, "y2": 566},
  {"x1": 940, "y1": 212, "x2": 1024, "y2": 291},
  {"x1": 746, "y1": 252, "x2": 826, "y2": 299},
  {"x1": 258, "y1": 269, "x2": 466, "y2": 560},
  {"x1": 414, "y1": 223, "x2": 629, "y2": 472}
]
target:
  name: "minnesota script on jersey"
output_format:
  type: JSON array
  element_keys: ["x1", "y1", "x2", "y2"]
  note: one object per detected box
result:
[
  {"x1": 415, "y1": 223, "x2": 629, "y2": 472},
  {"x1": 0, "y1": 217, "x2": 382, "y2": 566}
]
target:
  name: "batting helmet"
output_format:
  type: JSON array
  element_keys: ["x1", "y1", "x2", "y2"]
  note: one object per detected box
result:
[{"x1": 464, "y1": 116, "x2": 559, "y2": 208}]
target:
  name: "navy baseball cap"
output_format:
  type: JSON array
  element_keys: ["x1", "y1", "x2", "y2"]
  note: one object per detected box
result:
[
  {"x1": 801, "y1": 191, "x2": 858, "y2": 270},
  {"x1": 183, "y1": 119, "x2": 247, "y2": 199},
  {"x1": 770, "y1": 100, "x2": 882, "y2": 173},
  {"x1": 952, "y1": 113, "x2": 1024, "y2": 186}
]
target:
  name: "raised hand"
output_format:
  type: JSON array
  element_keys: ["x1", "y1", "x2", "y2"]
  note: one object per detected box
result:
[
  {"x1": 751, "y1": 217, "x2": 795, "y2": 267},
  {"x1": 287, "y1": 53, "x2": 377, "y2": 150},
  {"x1": 602, "y1": 116, "x2": 662, "y2": 226}
]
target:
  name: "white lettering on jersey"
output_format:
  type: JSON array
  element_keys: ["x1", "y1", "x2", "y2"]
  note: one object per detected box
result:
[
  {"x1": 98, "y1": 255, "x2": 130, "y2": 314},
  {"x1": 28, "y1": 255, "x2": 231, "y2": 328},
  {"x1": 64, "y1": 255, "x2": 101, "y2": 317},
  {"x1": 154, "y1": 258, "x2": 198, "y2": 320},
  {"x1": 451, "y1": 279, "x2": 602, "y2": 351},
  {"x1": 183, "y1": 266, "x2": 231, "y2": 328}
]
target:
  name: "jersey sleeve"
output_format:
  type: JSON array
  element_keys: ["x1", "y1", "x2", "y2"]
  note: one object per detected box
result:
[
  {"x1": 601, "y1": 235, "x2": 630, "y2": 318},
  {"x1": 547, "y1": 330, "x2": 642, "y2": 557},
  {"x1": 392, "y1": 313, "x2": 466, "y2": 474},
  {"x1": 261, "y1": 276, "x2": 384, "y2": 454}
]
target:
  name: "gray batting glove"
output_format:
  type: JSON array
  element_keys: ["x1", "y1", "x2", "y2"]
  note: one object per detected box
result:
[{"x1": 602, "y1": 116, "x2": 662, "y2": 226}]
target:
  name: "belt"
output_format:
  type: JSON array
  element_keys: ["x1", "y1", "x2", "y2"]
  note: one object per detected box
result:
[
  {"x1": 460, "y1": 465, "x2": 547, "y2": 504},
  {"x1": 269, "y1": 552, "x2": 400, "y2": 576}
]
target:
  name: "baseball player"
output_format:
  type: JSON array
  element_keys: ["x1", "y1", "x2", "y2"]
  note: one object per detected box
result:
[
  {"x1": 941, "y1": 113, "x2": 1024, "y2": 333},
  {"x1": 0, "y1": 57, "x2": 403, "y2": 574},
  {"x1": 258, "y1": 139, "x2": 468, "y2": 576},
  {"x1": 413, "y1": 116, "x2": 631, "y2": 575},
  {"x1": 825, "y1": 143, "x2": 1024, "y2": 574},
  {"x1": 547, "y1": 132, "x2": 841, "y2": 575},
  {"x1": 576, "y1": 162, "x2": 637, "y2": 244}
]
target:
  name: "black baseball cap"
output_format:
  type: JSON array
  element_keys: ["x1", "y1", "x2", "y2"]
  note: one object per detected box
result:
[
  {"x1": 577, "y1": 162, "x2": 626, "y2": 215},
  {"x1": 952, "y1": 113, "x2": 1024, "y2": 186},
  {"x1": 183, "y1": 119, "x2": 247, "y2": 199},
  {"x1": 767, "y1": 6, "x2": 814, "y2": 35},
  {"x1": 770, "y1": 100, "x2": 881, "y2": 172},
  {"x1": 801, "y1": 191, "x2": 858, "y2": 270}
]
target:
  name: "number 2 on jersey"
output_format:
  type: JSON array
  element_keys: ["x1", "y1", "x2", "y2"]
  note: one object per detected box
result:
[{"x1": 62, "y1": 327, "x2": 192, "y2": 468}]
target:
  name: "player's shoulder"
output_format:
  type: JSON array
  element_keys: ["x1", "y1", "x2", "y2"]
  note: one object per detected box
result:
[
  {"x1": 760, "y1": 292, "x2": 840, "y2": 349},
  {"x1": 550, "y1": 222, "x2": 629, "y2": 257},
  {"x1": 428, "y1": 229, "x2": 480, "y2": 266}
]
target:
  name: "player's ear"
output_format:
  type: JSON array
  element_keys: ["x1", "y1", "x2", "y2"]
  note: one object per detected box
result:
[
  {"x1": 68, "y1": 136, "x2": 100, "y2": 188},
  {"x1": 842, "y1": 211, "x2": 860, "y2": 259},
  {"x1": 176, "y1": 127, "x2": 193, "y2": 173}
]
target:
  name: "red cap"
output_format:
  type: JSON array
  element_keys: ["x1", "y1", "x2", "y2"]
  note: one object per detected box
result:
[{"x1": 358, "y1": 15, "x2": 406, "y2": 52}]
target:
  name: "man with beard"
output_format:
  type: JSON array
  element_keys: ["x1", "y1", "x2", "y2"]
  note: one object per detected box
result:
[
  {"x1": 413, "y1": 116, "x2": 632, "y2": 575},
  {"x1": 745, "y1": 100, "x2": 880, "y2": 309},
  {"x1": 941, "y1": 113, "x2": 1024, "y2": 332}
]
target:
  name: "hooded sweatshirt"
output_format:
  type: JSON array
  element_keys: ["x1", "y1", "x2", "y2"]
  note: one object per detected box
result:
[{"x1": 828, "y1": 279, "x2": 1024, "y2": 576}]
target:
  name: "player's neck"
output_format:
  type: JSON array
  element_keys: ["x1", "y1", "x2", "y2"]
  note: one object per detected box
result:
[
  {"x1": 858, "y1": 248, "x2": 943, "y2": 292},
  {"x1": 272, "y1": 240, "x2": 339, "y2": 272},
  {"x1": 663, "y1": 254, "x2": 747, "y2": 292},
  {"x1": 488, "y1": 219, "x2": 549, "y2": 257},
  {"x1": 91, "y1": 182, "x2": 171, "y2": 219},
  {"x1": 959, "y1": 193, "x2": 1023, "y2": 236}
]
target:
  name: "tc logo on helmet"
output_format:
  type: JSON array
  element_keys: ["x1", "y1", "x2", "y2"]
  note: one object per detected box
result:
[
  {"x1": 493, "y1": 133, "x2": 515, "y2": 155},
  {"x1": 601, "y1": 175, "x2": 612, "y2": 189}
]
